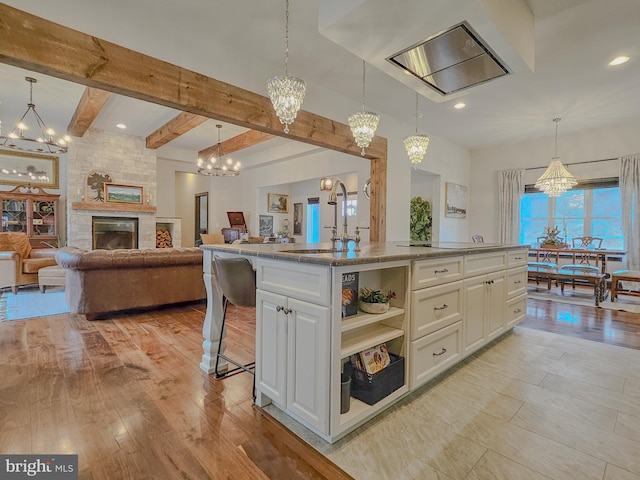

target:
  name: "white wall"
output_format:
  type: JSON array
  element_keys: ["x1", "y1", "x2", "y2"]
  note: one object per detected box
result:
[
  {"x1": 174, "y1": 171, "x2": 209, "y2": 247},
  {"x1": 469, "y1": 120, "x2": 640, "y2": 243}
]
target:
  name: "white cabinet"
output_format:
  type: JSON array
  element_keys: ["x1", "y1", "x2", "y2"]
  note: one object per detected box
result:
[
  {"x1": 463, "y1": 270, "x2": 506, "y2": 355},
  {"x1": 256, "y1": 289, "x2": 330, "y2": 432},
  {"x1": 255, "y1": 259, "x2": 331, "y2": 434}
]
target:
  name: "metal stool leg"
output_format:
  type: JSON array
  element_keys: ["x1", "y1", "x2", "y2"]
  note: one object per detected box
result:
[{"x1": 214, "y1": 297, "x2": 256, "y2": 380}]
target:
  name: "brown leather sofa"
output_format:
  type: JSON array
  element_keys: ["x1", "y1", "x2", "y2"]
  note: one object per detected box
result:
[
  {"x1": 56, "y1": 246, "x2": 206, "y2": 320},
  {"x1": 0, "y1": 232, "x2": 58, "y2": 293}
]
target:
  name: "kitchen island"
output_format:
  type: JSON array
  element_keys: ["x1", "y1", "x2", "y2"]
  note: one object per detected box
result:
[{"x1": 200, "y1": 241, "x2": 528, "y2": 443}]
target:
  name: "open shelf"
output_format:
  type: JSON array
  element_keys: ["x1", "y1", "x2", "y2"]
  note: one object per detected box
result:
[
  {"x1": 341, "y1": 307, "x2": 405, "y2": 333},
  {"x1": 338, "y1": 385, "x2": 408, "y2": 429},
  {"x1": 341, "y1": 324, "x2": 404, "y2": 358}
]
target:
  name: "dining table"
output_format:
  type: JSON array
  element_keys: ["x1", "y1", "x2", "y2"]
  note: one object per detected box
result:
[{"x1": 528, "y1": 246, "x2": 626, "y2": 275}]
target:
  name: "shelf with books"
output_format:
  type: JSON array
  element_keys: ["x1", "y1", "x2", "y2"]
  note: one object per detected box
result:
[
  {"x1": 340, "y1": 307, "x2": 405, "y2": 333},
  {"x1": 341, "y1": 324, "x2": 404, "y2": 358}
]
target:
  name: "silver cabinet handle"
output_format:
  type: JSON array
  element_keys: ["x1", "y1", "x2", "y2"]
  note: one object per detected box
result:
[
  {"x1": 433, "y1": 348, "x2": 447, "y2": 357},
  {"x1": 514, "y1": 256, "x2": 523, "y2": 260},
  {"x1": 434, "y1": 268, "x2": 449, "y2": 274},
  {"x1": 514, "y1": 280, "x2": 523, "y2": 284},
  {"x1": 434, "y1": 304, "x2": 448, "y2": 311},
  {"x1": 514, "y1": 308, "x2": 522, "y2": 313}
]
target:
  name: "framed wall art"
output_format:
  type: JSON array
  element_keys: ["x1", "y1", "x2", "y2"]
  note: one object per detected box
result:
[
  {"x1": 104, "y1": 184, "x2": 144, "y2": 204},
  {"x1": 0, "y1": 150, "x2": 59, "y2": 189},
  {"x1": 259, "y1": 215, "x2": 273, "y2": 236},
  {"x1": 445, "y1": 182, "x2": 467, "y2": 218},
  {"x1": 267, "y1": 193, "x2": 289, "y2": 213}
]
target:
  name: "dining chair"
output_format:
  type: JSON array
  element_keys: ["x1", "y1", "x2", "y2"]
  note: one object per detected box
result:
[
  {"x1": 471, "y1": 235, "x2": 484, "y2": 243},
  {"x1": 564, "y1": 236, "x2": 604, "y2": 288}
]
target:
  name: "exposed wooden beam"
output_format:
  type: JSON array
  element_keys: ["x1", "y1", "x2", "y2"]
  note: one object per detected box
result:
[
  {"x1": 146, "y1": 111, "x2": 208, "y2": 149},
  {"x1": 198, "y1": 130, "x2": 274, "y2": 159},
  {"x1": 0, "y1": 4, "x2": 387, "y2": 241},
  {"x1": 66, "y1": 87, "x2": 111, "y2": 137}
]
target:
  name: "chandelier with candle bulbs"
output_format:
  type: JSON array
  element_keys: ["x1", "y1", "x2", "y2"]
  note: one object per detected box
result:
[
  {"x1": 0, "y1": 77, "x2": 70, "y2": 155},
  {"x1": 196, "y1": 124, "x2": 241, "y2": 177}
]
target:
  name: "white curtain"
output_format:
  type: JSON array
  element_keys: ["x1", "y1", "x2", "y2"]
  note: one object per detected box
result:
[
  {"x1": 498, "y1": 169, "x2": 524, "y2": 244},
  {"x1": 620, "y1": 154, "x2": 640, "y2": 270}
]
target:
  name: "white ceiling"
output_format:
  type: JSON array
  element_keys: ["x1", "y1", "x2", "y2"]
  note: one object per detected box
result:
[{"x1": 1, "y1": 0, "x2": 639, "y2": 160}]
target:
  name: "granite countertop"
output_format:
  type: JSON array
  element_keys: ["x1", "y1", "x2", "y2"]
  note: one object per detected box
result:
[{"x1": 200, "y1": 241, "x2": 527, "y2": 266}]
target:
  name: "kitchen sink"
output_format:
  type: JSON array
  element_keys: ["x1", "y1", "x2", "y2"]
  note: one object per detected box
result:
[{"x1": 281, "y1": 248, "x2": 338, "y2": 254}]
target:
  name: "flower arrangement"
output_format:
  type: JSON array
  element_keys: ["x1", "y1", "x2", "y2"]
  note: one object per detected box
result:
[
  {"x1": 541, "y1": 225, "x2": 566, "y2": 247},
  {"x1": 359, "y1": 288, "x2": 397, "y2": 314}
]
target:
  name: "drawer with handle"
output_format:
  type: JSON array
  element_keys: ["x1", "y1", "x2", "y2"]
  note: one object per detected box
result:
[
  {"x1": 409, "y1": 321, "x2": 462, "y2": 389},
  {"x1": 412, "y1": 256, "x2": 463, "y2": 290},
  {"x1": 410, "y1": 281, "x2": 463, "y2": 340},
  {"x1": 507, "y1": 266, "x2": 527, "y2": 299}
]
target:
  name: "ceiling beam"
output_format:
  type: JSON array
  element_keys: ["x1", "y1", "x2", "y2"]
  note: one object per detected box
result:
[
  {"x1": 198, "y1": 130, "x2": 274, "y2": 159},
  {"x1": 66, "y1": 87, "x2": 111, "y2": 137},
  {"x1": 0, "y1": 4, "x2": 386, "y2": 241},
  {"x1": 146, "y1": 112, "x2": 209, "y2": 149}
]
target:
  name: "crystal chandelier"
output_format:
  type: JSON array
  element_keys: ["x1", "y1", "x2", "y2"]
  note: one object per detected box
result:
[
  {"x1": 534, "y1": 118, "x2": 577, "y2": 197},
  {"x1": 196, "y1": 124, "x2": 241, "y2": 177},
  {"x1": 0, "y1": 77, "x2": 71, "y2": 154},
  {"x1": 266, "y1": 0, "x2": 306, "y2": 134},
  {"x1": 404, "y1": 92, "x2": 430, "y2": 166},
  {"x1": 348, "y1": 60, "x2": 379, "y2": 156}
]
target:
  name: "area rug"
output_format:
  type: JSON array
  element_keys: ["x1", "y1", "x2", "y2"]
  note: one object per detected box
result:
[
  {"x1": 1, "y1": 288, "x2": 69, "y2": 321},
  {"x1": 528, "y1": 287, "x2": 640, "y2": 313}
]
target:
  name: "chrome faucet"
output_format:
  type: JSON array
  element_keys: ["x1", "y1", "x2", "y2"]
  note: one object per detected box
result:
[{"x1": 327, "y1": 179, "x2": 360, "y2": 252}]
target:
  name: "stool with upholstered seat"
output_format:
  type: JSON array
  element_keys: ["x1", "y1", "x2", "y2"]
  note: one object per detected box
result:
[
  {"x1": 212, "y1": 256, "x2": 256, "y2": 397},
  {"x1": 38, "y1": 265, "x2": 66, "y2": 293},
  {"x1": 611, "y1": 270, "x2": 640, "y2": 302}
]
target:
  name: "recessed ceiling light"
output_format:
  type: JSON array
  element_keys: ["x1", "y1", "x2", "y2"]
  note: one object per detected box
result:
[
  {"x1": 116, "y1": 123, "x2": 127, "y2": 129},
  {"x1": 454, "y1": 102, "x2": 466, "y2": 109},
  {"x1": 609, "y1": 56, "x2": 629, "y2": 66}
]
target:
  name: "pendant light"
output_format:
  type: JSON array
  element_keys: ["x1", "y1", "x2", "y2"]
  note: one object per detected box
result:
[
  {"x1": 196, "y1": 124, "x2": 241, "y2": 177},
  {"x1": 348, "y1": 60, "x2": 379, "y2": 156},
  {"x1": 535, "y1": 118, "x2": 577, "y2": 197},
  {"x1": 266, "y1": 0, "x2": 306, "y2": 134},
  {"x1": 404, "y1": 92, "x2": 430, "y2": 166},
  {"x1": 0, "y1": 77, "x2": 71, "y2": 154}
]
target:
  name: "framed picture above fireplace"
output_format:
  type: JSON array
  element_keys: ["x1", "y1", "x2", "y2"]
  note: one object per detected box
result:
[{"x1": 104, "y1": 184, "x2": 144, "y2": 204}]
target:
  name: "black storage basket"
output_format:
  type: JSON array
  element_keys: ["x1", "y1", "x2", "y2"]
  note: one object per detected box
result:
[{"x1": 350, "y1": 353, "x2": 405, "y2": 405}]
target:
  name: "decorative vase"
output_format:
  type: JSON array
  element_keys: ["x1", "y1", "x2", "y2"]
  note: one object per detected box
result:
[
  {"x1": 542, "y1": 243, "x2": 568, "y2": 250},
  {"x1": 359, "y1": 301, "x2": 390, "y2": 314}
]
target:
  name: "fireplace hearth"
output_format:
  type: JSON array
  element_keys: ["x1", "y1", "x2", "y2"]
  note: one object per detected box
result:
[{"x1": 92, "y1": 216, "x2": 139, "y2": 249}]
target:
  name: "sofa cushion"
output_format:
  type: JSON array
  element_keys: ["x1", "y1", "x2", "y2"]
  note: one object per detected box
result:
[
  {"x1": 57, "y1": 247, "x2": 203, "y2": 270},
  {"x1": 0, "y1": 232, "x2": 32, "y2": 258},
  {"x1": 23, "y1": 257, "x2": 57, "y2": 273}
]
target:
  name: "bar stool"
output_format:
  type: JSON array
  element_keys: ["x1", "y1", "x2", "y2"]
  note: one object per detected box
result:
[{"x1": 212, "y1": 256, "x2": 256, "y2": 393}]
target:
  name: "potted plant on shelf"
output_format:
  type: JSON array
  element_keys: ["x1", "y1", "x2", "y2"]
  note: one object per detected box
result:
[
  {"x1": 540, "y1": 225, "x2": 567, "y2": 249},
  {"x1": 359, "y1": 288, "x2": 396, "y2": 314}
]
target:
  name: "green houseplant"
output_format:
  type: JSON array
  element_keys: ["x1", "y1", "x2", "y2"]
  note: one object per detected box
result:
[
  {"x1": 410, "y1": 196, "x2": 432, "y2": 242},
  {"x1": 359, "y1": 288, "x2": 396, "y2": 314}
]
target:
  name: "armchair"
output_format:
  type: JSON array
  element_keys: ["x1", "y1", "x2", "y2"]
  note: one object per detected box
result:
[{"x1": 0, "y1": 232, "x2": 58, "y2": 293}]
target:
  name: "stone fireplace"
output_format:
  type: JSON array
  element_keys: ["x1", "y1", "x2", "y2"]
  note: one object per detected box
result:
[
  {"x1": 66, "y1": 128, "x2": 158, "y2": 250},
  {"x1": 92, "y1": 216, "x2": 139, "y2": 249}
]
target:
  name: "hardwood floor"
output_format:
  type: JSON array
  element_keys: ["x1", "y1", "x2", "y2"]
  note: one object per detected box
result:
[
  {"x1": 0, "y1": 301, "x2": 352, "y2": 480},
  {"x1": 1, "y1": 293, "x2": 638, "y2": 479}
]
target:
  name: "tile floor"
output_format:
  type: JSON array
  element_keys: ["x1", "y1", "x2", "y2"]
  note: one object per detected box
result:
[{"x1": 268, "y1": 326, "x2": 640, "y2": 480}]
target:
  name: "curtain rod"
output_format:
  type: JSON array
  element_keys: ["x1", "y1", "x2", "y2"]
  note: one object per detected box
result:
[{"x1": 524, "y1": 157, "x2": 618, "y2": 171}]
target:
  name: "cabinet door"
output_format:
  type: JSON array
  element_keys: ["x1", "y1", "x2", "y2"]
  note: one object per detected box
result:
[
  {"x1": 463, "y1": 275, "x2": 486, "y2": 355},
  {"x1": 256, "y1": 290, "x2": 288, "y2": 406},
  {"x1": 486, "y1": 271, "x2": 506, "y2": 341},
  {"x1": 286, "y1": 298, "x2": 330, "y2": 433}
]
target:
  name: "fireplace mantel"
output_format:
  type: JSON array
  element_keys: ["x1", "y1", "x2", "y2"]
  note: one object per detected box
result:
[{"x1": 71, "y1": 201, "x2": 157, "y2": 213}]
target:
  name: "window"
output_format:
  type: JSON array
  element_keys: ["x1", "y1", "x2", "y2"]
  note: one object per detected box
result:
[
  {"x1": 306, "y1": 199, "x2": 320, "y2": 243},
  {"x1": 520, "y1": 179, "x2": 623, "y2": 249}
]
